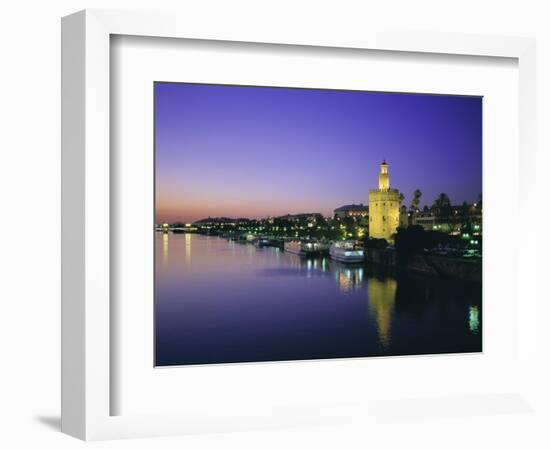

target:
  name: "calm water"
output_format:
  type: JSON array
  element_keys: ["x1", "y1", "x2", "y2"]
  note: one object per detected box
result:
[{"x1": 155, "y1": 234, "x2": 482, "y2": 366}]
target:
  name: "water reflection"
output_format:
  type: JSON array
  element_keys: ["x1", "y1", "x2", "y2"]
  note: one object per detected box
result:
[
  {"x1": 162, "y1": 232, "x2": 169, "y2": 264},
  {"x1": 469, "y1": 306, "x2": 480, "y2": 334},
  {"x1": 285, "y1": 256, "x2": 366, "y2": 294},
  {"x1": 332, "y1": 264, "x2": 364, "y2": 293},
  {"x1": 155, "y1": 234, "x2": 482, "y2": 366},
  {"x1": 185, "y1": 233, "x2": 191, "y2": 263},
  {"x1": 367, "y1": 278, "x2": 397, "y2": 349}
]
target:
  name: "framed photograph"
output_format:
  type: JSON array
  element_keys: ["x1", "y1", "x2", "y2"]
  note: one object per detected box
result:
[
  {"x1": 153, "y1": 82, "x2": 483, "y2": 367},
  {"x1": 62, "y1": 9, "x2": 538, "y2": 440}
]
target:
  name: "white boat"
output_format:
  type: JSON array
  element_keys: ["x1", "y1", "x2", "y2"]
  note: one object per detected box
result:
[
  {"x1": 329, "y1": 241, "x2": 365, "y2": 263},
  {"x1": 284, "y1": 240, "x2": 323, "y2": 256}
]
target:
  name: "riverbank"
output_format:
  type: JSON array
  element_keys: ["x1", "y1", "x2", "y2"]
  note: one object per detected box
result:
[
  {"x1": 366, "y1": 248, "x2": 481, "y2": 283},
  {"x1": 408, "y1": 254, "x2": 482, "y2": 283}
]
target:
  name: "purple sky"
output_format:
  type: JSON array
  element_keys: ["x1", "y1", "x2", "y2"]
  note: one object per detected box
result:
[{"x1": 155, "y1": 82, "x2": 482, "y2": 224}]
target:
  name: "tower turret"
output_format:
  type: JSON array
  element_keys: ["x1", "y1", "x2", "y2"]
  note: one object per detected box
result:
[{"x1": 378, "y1": 160, "x2": 390, "y2": 190}]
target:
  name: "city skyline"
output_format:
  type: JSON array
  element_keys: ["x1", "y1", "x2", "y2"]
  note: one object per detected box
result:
[{"x1": 155, "y1": 82, "x2": 482, "y2": 224}]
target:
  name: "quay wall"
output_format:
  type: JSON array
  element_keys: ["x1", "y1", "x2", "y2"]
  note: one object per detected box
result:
[
  {"x1": 366, "y1": 248, "x2": 397, "y2": 266},
  {"x1": 407, "y1": 255, "x2": 482, "y2": 283},
  {"x1": 367, "y1": 249, "x2": 481, "y2": 282}
]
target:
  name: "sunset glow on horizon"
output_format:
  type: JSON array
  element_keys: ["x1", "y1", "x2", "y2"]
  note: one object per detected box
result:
[{"x1": 155, "y1": 83, "x2": 482, "y2": 224}]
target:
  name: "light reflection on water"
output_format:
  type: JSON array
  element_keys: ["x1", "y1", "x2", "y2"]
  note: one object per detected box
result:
[
  {"x1": 368, "y1": 278, "x2": 397, "y2": 350},
  {"x1": 185, "y1": 232, "x2": 191, "y2": 263},
  {"x1": 469, "y1": 306, "x2": 480, "y2": 334},
  {"x1": 334, "y1": 265, "x2": 364, "y2": 293},
  {"x1": 162, "y1": 233, "x2": 169, "y2": 265},
  {"x1": 155, "y1": 234, "x2": 482, "y2": 366}
]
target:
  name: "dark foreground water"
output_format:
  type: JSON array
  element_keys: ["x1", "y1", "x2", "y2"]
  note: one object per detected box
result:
[{"x1": 155, "y1": 234, "x2": 482, "y2": 366}]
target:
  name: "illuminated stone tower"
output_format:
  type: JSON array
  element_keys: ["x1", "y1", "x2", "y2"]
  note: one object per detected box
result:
[{"x1": 368, "y1": 160, "x2": 402, "y2": 243}]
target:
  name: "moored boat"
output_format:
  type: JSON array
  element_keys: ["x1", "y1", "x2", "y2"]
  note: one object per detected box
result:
[
  {"x1": 329, "y1": 240, "x2": 365, "y2": 263},
  {"x1": 284, "y1": 239, "x2": 324, "y2": 256}
]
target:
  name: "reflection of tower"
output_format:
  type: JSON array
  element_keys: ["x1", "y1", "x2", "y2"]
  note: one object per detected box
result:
[
  {"x1": 368, "y1": 161, "x2": 402, "y2": 243},
  {"x1": 367, "y1": 278, "x2": 397, "y2": 350}
]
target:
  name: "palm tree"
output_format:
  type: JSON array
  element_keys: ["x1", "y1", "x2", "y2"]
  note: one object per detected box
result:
[
  {"x1": 411, "y1": 189, "x2": 422, "y2": 212},
  {"x1": 399, "y1": 193, "x2": 405, "y2": 205},
  {"x1": 460, "y1": 201, "x2": 470, "y2": 220},
  {"x1": 433, "y1": 193, "x2": 451, "y2": 220}
]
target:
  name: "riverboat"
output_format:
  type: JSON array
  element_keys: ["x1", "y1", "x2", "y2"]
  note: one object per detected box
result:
[
  {"x1": 284, "y1": 239, "x2": 324, "y2": 256},
  {"x1": 329, "y1": 240, "x2": 365, "y2": 263}
]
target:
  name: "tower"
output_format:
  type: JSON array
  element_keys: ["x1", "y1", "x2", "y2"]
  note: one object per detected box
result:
[{"x1": 368, "y1": 160, "x2": 402, "y2": 243}]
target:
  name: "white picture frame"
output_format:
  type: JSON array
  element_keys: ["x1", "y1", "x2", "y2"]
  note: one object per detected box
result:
[{"x1": 61, "y1": 9, "x2": 538, "y2": 441}]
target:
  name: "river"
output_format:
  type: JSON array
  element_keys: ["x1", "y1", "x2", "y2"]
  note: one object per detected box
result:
[{"x1": 155, "y1": 233, "x2": 481, "y2": 366}]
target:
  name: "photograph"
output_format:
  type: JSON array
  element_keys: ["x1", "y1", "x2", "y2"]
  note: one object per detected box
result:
[{"x1": 154, "y1": 82, "x2": 483, "y2": 367}]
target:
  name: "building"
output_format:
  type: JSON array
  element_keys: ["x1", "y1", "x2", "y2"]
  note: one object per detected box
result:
[
  {"x1": 193, "y1": 217, "x2": 254, "y2": 227},
  {"x1": 400, "y1": 205, "x2": 409, "y2": 228},
  {"x1": 333, "y1": 204, "x2": 369, "y2": 219},
  {"x1": 275, "y1": 213, "x2": 323, "y2": 224},
  {"x1": 368, "y1": 161, "x2": 402, "y2": 242},
  {"x1": 413, "y1": 206, "x2": 482, "y2": 234}
]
